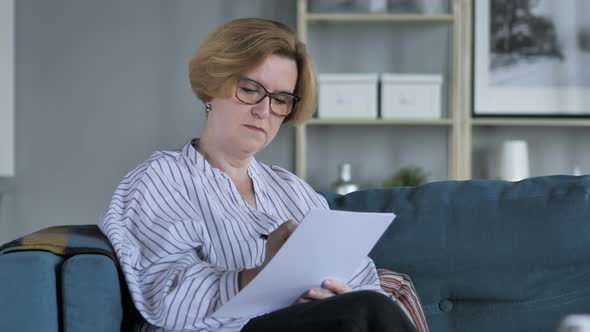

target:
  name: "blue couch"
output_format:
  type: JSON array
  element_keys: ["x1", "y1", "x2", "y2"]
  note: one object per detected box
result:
[{"x1": 1, "y1": 175, "x2": 589, "y2": 331}]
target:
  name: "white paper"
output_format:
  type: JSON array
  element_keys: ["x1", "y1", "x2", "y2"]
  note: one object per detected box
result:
[{"x1": 213, "y1": 208, "x2": 395, "y2": 318}]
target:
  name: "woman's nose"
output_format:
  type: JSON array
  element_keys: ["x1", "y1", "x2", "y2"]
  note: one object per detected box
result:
[{"x1": 252, "y1": 96, "x2": 271, "y2": 118}]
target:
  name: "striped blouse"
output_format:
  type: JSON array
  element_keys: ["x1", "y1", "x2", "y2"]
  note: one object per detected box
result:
[{"x1": 99, "y1": 139, "x2": 384, "y2": 332}]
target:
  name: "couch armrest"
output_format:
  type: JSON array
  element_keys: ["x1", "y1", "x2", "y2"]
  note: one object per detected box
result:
[
  {"x1": 61, "y1": 254, "x2": 123, "y2": 332},
  {"x1": 0, "y1": 251, "x2": 62, "y2": 332}
]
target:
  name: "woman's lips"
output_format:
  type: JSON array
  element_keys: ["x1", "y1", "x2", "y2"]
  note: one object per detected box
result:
[{"x1": 244, "y1": 125, "x2": 265, "y2": 133}]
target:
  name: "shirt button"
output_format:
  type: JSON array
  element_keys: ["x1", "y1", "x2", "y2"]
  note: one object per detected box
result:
[{"x1": 439, "y1": 299, "x2": 453, "y2": 312}]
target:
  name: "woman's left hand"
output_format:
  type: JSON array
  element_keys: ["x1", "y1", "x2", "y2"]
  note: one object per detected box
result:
[{"x1": 296, "y1": 278, "x2": 352, "y2": 304}]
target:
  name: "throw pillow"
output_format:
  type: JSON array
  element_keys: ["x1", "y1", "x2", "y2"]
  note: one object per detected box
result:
[{"x1": 378, "y1": 268, "x2": 429, "y2": 332}]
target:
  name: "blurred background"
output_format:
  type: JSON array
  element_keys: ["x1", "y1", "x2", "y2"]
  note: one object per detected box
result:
[
  {"x1": 0, "y1": 0, "x2": 299, "y2": 243},
  {"x1": 1, "y1": 0, "x2": 589, "y2": 243}
]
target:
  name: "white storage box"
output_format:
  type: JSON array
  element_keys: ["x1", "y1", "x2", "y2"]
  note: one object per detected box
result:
[
  {"x1": 318, "y1": 73, "x2": 379, "y2": 119},
  {"x1": 380, "y1": 74, "x2": 443, "y2": 119}
]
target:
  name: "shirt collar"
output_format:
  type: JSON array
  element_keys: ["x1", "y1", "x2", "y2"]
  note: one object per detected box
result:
[
  {"x1": 181, "y1": 138, "x2": 259, "y2": 179},
  {"x1": 247, "y1": 158, "x2": 260, "y2": 179}
]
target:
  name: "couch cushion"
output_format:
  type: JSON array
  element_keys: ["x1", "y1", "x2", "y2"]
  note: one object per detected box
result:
[
  {"x1": 325, "y1": 175, "x2": 590, "y2": 332},
  {"x1": 61, "y1": 254, "x2": 123, "y2": 332},
  {"x1": 0, "y1": 251, "x2": 62, "y2": 332}
]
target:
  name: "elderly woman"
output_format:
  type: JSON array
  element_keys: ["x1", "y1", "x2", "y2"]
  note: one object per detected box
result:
[{"x1": 99, "y1": 18, "x2": 416, "y2": 332}]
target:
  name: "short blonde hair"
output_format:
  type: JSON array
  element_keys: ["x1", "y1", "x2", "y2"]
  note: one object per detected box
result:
[{"x1": 189, "y1": 18, "x2": 316, "y2": 124}]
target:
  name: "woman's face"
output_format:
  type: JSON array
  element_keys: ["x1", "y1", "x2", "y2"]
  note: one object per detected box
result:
[{"x1": 205, "y1": 54, "x2": 298, "y2": 156}]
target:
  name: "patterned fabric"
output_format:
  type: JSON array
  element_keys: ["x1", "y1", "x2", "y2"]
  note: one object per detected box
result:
[
  {"x1": 378, "y1": 268, "x2": 429, "y2": 332},
  {"x1": 0, "y1": 224, "x2": 114, "y2": 259},
  {"x1": 99, "y1": 139, "x2": 385, "y2": 332}
]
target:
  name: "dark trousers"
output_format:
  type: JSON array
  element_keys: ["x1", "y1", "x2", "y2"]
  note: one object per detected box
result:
[{"x1": 240, "y1": 290, "x2": 418, "y2": 332}]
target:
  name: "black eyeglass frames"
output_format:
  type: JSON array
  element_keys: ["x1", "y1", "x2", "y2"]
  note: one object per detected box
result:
[{"x1": 235, "y1": 77, "x2": 300, "y2": 116}]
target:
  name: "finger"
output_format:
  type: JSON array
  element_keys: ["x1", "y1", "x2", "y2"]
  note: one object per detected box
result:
[
  {"x1": 279, "y1": 219, "x2": 297, "y2": 241},
  {"x1": 283, "y1": 219, "x2": 297, "y2": 233},
  {"x1": 303, "y1": 287, "x2": 336, "y2": 301},
  {"x1": 296, "y1": 296, "x2": 312, "y2": 304},
  {"x1": 321, "y1": 278, "x2": 352, "y2": 295}
]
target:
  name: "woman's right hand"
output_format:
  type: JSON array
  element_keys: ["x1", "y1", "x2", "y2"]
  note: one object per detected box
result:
[
  {"x1": 263, "y1": 219, "x2": 297, "y2": 263},
  {"x1": 238, "y1": 219, "x2": 298, "y2": 290}
]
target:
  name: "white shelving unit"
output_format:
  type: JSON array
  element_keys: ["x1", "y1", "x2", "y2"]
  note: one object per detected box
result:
[
  {"x1": 305, "y1": 13, "x2": 454, "y2": 23},
  {"x1": 307, "y1": 118, "x2": 454, "y2": 126},
  {"x1": 472, "y1": 118, "x2": 590, "y2": 127},
  {"x1": 295, "y1": 0, "x2": 472, "y2": 183},
  {"x1": 295, "y1": 0, "x2": 589, "y2": 184}
]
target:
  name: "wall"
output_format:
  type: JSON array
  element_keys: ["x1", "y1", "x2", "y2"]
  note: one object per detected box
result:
[
  {"x1": 0, "y1": 0, "x2": 15, "y2": 177},
  {"x1": 0, "y1": 0, "x2": 296, "y2": 244}
]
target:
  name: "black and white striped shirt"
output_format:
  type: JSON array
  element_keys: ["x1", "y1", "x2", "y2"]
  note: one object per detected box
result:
[{"x1": 99, "y1": 139, "x2": 383, "y2": 332}]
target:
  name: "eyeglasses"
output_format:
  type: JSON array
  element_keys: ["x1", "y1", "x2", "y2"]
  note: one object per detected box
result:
[{"x1": 235, "y1": 77, "x2": 301, "y2": 117}]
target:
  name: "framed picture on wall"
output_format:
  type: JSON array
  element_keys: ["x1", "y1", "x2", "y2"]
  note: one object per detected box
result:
[{"x1": 474, "y1": 0, "x2": 590, "y2": 116}]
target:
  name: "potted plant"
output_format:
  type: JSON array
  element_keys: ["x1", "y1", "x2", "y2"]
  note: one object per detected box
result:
[{"x1": 383, "y1": 166, "x2": 429, "y2": 187}]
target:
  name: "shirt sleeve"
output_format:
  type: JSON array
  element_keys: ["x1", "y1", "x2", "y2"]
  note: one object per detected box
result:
[
  {"x1": 98, "y1": 158, "x2": 240, "y2": 330},
  {"x1": 348, "y1": 256, "x2": 388, "y2": 296},
  {"x1": 270, "y1": 164, "x2": 330, "y2": 210}
]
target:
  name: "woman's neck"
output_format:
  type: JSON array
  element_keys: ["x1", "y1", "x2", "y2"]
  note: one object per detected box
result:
[{"x1": 195, "y1": 137, "x2": 252, "y2": 182}]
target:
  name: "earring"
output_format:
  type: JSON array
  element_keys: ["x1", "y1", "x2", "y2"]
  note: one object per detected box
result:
[{"x1": 205, "y1": 104, "x2": 212, "y2": 113}]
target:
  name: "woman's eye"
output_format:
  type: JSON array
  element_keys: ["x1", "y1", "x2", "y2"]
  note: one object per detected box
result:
[
  {"x1": 272, "y1": 96, "x2": 287, "y2": 104},
  {"x1": 240, "y1": 87, "x2": 258, "y2": 94}
]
